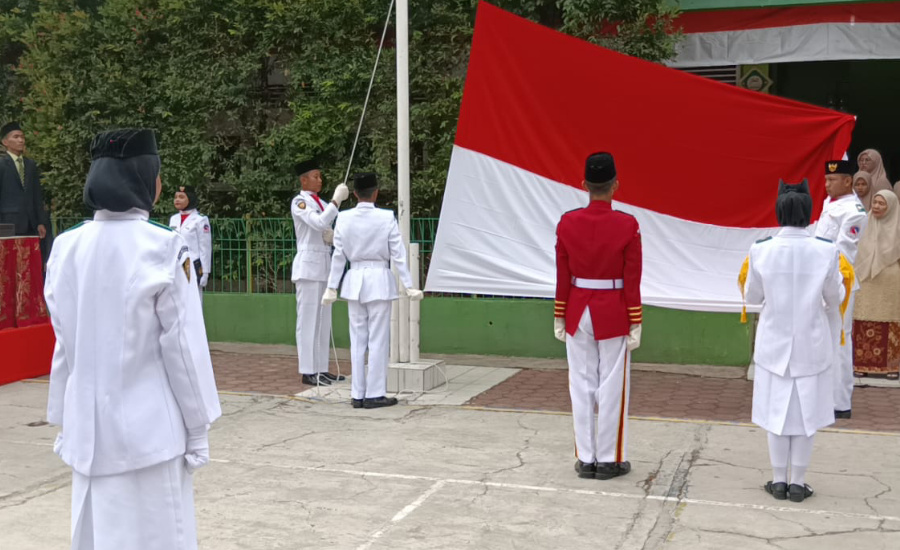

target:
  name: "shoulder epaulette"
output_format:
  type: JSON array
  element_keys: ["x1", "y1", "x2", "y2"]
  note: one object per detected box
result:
[
  {"x1": 755, "y1": 236, "x2": 773, "y2": 244},
  {"x1": 815, "y1": 236, "x2": 833, "y2": 243},
  {"x1": 147, "y1": 220, "x2": 174, "y2": 232},
  {"x1": 563, "y1": 207, "x2": 583, "y2": 215},
  {"x1": 61, "y1": 221, "x2": 89, "y2": 234}
]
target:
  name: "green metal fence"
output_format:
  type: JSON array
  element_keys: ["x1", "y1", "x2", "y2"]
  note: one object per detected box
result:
[{"x1": 52, "y1": 216, "x2": 439, "y2": 293}]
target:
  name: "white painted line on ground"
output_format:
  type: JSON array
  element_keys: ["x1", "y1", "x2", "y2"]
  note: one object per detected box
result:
[
  {"x1": 356, "y1": 480, "x2": 447, "y2": 550},
  {"x1": 213, "y1": 458, "x2": 900, "y2": 525}
]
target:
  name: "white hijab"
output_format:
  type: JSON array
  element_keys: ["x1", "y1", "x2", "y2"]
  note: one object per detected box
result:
[{"x1": 856, "y1": 190, "x2": 900, "y2": 282}]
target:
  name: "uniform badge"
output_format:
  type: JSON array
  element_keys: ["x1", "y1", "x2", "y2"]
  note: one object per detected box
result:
[
  {"x1": 203, "y1": 223, "x2": 210, "y2": 233},
  {"x1": 177, "y1": 245, "x2": 189, "y2": 261},
  {"x1": 296, "y1": 199, "x2": 307, "y2": 210},
  {"x1": 856, "y1": 204, "x2": 866, "y2": 212},
  {"x1": 827, "y1": 162, "x2": 838, "y2": 173},
  {"x1": 182, "y1": 258, "x2": 191, "y2": 281},
  {"x1": 848, "y1": 226, "x2": 860, "y2": 237}
]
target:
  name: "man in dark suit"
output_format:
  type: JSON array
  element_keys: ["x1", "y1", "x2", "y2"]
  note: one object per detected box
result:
[{"x1": 1, "y1": 122, "x2": 49, "y2": 242}]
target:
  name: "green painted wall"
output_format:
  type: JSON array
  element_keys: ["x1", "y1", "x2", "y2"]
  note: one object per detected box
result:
[
  {"x1": 203, "y1": 294, "x2": 754, "y2": 366},
  {"x1": 677, "y1": 0, "x2": 880, "y2": 11}
]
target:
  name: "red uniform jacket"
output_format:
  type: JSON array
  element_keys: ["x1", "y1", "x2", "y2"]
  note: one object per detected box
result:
[{"x1": 555, "y1": 200, "x2": 642, "y2": 339}]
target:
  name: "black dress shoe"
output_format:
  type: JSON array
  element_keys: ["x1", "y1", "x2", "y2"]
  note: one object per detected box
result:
[
  {"x1": 320, "y1": 372, "x2": 346, "y2": 382},
  {"x1": 363, "y1": 396, "x2": 398, "y2": 409},
  {"x1": 574, "y1": 460, "x2": 596, "y2": 479},
  {"x1": 351, "y1": 398, "x2": 365, "y2": 409},
  {"x1": 595, "y1": 461, "x2": 631, "y2": 480},
  {"x1": 764, "y1": 481, "x2": 788, "y2": 500},
  {"x1": 789, "y1": 483, "x2": 814, "y2": 502},
  {"x1": 301, "y1": 373, "x2": 331, "y2": 386},
  {"x1": 834, "y1": 409, "x2": 852, "y2": 419}
]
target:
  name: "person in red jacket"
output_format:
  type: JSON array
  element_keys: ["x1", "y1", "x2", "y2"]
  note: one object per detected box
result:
[{"x1": 555, "y1": 151, "x2": 643, "y2": 481}]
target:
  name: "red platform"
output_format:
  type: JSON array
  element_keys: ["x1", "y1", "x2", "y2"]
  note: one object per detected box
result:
[{"x1": 0, "y1": 323, "x2": 55, "y2": 386}]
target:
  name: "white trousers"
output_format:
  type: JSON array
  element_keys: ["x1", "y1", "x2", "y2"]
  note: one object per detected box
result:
[
  {"x1": 834, "y1": 290, "x2": 856, "y2": 411},
  {"x1": 566, "y1": 308, "x2": 631, "y2": 464},
  {"x1": 348, "y1": 299, "x2": 392, "y2": 399},
  {"x1": 295, "y1": 280, "x2": 332, "y2": 375},
  {"x1": 71, "y1": 458, "x2": 197, "y2": 550}
]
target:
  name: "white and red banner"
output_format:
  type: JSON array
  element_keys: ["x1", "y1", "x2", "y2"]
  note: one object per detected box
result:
[
  {"x1": 425, "y1": 2, "x2": 856, "y2": 312},
  {"x1": 672, "y1": 1, "x2": 900, "y2": 67}
]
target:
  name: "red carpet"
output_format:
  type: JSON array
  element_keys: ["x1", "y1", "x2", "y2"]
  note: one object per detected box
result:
[{"x1": 0, "y1": 323, "x2": 55, "y2": 386}]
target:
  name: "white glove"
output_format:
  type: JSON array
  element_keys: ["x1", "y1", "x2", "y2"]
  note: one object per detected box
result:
[
  {"x1": 200, "y1": 273, "x2": 209, "y2": 288},
  {"x1": 321, "y1": 288, "x2": 338, "y2": 305},
  {"x1": 405, "y1": 288, "x2": 424, "y2": 301},
  {"x1": 554, "y1": 318, "x2": 566, "y2": 342},
  {"x1": 331, "y1": 184, "x2": 350, "y2": 206},
  {"x1": 626, "y1": 324, "x2": 642, "y2": 352},
  {"x1": 53, "y1": 432, "x2": 64, "y2": 456},
  {"x1": 184, "y1": 425, "x2": 210, "y2": 474},
  {"x1": 322, "y1": 229, "x2": 334, "y2": 246}
]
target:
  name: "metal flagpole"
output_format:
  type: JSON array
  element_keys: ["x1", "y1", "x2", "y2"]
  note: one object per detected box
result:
[{"x1": 397, "y1": 0, "x2": 411, "y2": 363}]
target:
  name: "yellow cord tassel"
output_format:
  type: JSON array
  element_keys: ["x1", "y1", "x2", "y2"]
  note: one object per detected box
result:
[
  {"x1": 838, "y1": 253, "x2": 855, "y2": 346},
  {"x1": 737, "y1": 256, "x2": 750, "y2": 323}
]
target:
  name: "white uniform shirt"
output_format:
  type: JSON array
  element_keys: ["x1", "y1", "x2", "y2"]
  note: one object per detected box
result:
[
  {"x1": 327, "y1": 202, "x2": 414, "y2": 303},
  {"x1": 745, "y1": 227, "x2": 844, "y2": 378},
  {"x1": 168, "y1": 209, "x2": 212, "y2": 286},
  {"x1": 45, "y1": 209, "x2": 221, "y2": 477},
  {"x1": 814, "y1": 194, "x2": 867, "y2": 289},
  {"x1": 291, "y1": 190, "x2": 338, "y2": 282}
]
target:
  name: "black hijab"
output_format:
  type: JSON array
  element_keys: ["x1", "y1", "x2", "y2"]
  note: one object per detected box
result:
[
  {"x1": 775, "y1": 179, "x2": 812, "y2": 228},
  {"x1": 83, "y1": 129, "x2": 160, "y2": 213}
]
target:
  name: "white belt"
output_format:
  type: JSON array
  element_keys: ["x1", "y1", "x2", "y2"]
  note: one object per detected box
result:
[
  {"x1": 351, "y1": 260, "x2": 389, "y2": 270},
  {"x1": 297, "y1": 244, "x2": 331, "y2": 252},
  {"x1": 572, "y1": 277, "x2": 624, "y2": 290}
]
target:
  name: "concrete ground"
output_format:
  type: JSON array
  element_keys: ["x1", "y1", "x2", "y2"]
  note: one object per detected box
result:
[{"x1": 2, "y1": 380, "x2": 899, "y2": 549}]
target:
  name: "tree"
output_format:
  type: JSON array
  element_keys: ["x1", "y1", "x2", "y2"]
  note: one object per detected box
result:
[{"x1": 0, "y1": 0, "x2": 680, "y2": 218}]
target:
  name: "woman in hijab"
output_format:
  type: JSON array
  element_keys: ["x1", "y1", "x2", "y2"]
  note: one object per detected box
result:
[
  {"x1": 45, "y1": 129, "x2": 221, "y2": 549},
  {"x1": 852, "y1": 190, "x2": 900, "y2": 379},
  {"x1": 857, "y1": 149, "x2": 893, "y2": 197},
  {"x1": 853, "y1": 171, "x2": 874, "y2": 211}
]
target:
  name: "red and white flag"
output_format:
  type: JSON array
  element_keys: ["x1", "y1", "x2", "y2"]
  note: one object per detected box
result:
[
  {"x1": 425, "y1": 2, "x2": 856, "y2": 312},
  {"x1": 673, "y1": 1, "x2": 900, "y2": 67}
]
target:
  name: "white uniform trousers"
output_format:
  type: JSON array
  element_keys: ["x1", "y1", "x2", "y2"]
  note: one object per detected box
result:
[
  {"x1": 834, "y1": 290, "x2": 856, "y2": 411},
  {"x1": 295, "y1": 280, "x2": 332, "y2": 375},
  {"x1": 566, "y1": 308, "x2": 631, "y2": 464},
  {"x1": 71, "y1": 457, "x2": 197, "y2": 550},
  {"x1": 348, "y1": 299, "x2": 392, "y2": 399}
]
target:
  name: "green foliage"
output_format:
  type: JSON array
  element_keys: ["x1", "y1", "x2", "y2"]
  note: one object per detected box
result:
[{"x1": 0, "y1": 0, "x2": 679, "y2": 218}]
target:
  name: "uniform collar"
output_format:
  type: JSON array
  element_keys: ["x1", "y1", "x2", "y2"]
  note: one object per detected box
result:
[
  {"x1": 6, "y1": 150, "x2": 22, "y2": 162},
  {"x1": 587, "y1": 200, "x2": 613, "y2": 211},
  {"x1": 180, "y1": 209, "x2": 196, "y2": 215},
  {"x1": 93, "y1": 208, "x2": 150, "y2": 221},
  {"x1": 357, "y1": 202, "x2": 376, "y2": 209},
  {"x1": 831, "y1": 193, "x2": 856, "y2": 203},
  {"x1": 777, "y1": 227, "x2": 811, "y2": 238}
]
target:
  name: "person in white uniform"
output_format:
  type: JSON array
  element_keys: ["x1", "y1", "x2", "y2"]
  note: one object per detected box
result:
[
  {"x1": 45, "y1": 129, "x2": 221, "y2": 550},
  {"x1": 814, "y1": 160, "x2": 867, "y2": 418},
  {"x1": 322, "y1": 172, "x2": 424, "y2": 408},
  {"x1": 290, "y1": 159, "x2": 350, "y2": 386},
  {"x1": 168, "y1": 185, "x2": 212, "y2": 294},
  {"x1": 741, "y1": 179, "x2": 851, "y2": 503}
]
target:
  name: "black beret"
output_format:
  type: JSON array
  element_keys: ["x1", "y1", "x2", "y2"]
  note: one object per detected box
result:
[
  {"x1": 353, "y1": 172, "x2": 378, "y2": 191},
  {"x1": 91, "y1": 129, "x2": 158, "y2": 159},
  {"x1": 295, "y1": 159, "x2": 320, "y2": 177},
  {"x1": 1, "y1": 121, "x2": 22, "y2": 139},
  {"x1": 824, "y1": 160, "x2": 853, "y2": 176},
  {"x1": 585, "y1": 152, "x2": 616, "y2": 184}
]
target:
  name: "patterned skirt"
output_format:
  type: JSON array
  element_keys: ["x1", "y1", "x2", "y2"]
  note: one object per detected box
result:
[{"x1": 852, "y1": 320, "x2": 900, "y2": 378}]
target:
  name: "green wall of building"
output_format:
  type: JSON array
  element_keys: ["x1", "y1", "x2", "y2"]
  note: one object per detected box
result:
[{"x1": 202, "y1": 294, "x2": 754, "y2": 366}]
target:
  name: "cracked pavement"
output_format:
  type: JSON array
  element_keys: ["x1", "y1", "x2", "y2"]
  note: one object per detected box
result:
[{"x1": 2, "y1": 381, "x2": 899, "y2": 549}]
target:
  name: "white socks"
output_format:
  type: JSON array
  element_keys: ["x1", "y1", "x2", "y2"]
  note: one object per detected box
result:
[
  {"x1": 767, "y1": 432, "x2": 815, "y2": 485},
  {"x1": 789, "y1": 434, "x2": 815, "y2": 486}
]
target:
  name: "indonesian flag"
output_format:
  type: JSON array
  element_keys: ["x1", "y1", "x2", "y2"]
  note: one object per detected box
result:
[
  {"x1": 672, "y1": 1, "x2": 900, "y2": 67},
  {"x1": 425, "y1": 2, "x2": 855, "y2": 312}
]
